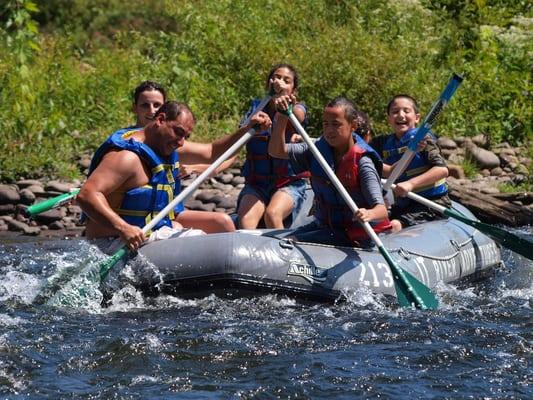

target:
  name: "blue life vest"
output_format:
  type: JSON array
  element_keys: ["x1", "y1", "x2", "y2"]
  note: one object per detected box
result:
[
  {"x1": 85, "y1": 128, "x2": 183, "y2": 232},
  {"x1": 241, "y1": 99, "x2": 309, "y2": 189},
  {"x1": 309, "y1": 133, "x2": 390, "y2": 241},
  {"x1": 381, "y1": 128, "x2": 448, "y2": 205}
]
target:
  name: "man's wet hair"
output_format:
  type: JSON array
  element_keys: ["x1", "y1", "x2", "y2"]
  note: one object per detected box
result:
[
  {"x1": 155, "y1": 101, "x2": 196, "y2": 123},
  {"x1": 133, "y1": 81, "x2": 167, "y2": 105},
  {"x1": 326, "y1": 96, "x2": 359, "y2": 123},
  {"x1": 386, "y1": 94, "x2": 419, "y2": 114}
]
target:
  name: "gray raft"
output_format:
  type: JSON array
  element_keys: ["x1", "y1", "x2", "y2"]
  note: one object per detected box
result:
[{"x1": 126, "y1": 202, "x2": 503, "y2": 302}]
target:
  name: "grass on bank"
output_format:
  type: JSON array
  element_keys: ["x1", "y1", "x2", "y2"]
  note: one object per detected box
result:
[{"x1": 0, "y1": 0, "x2": 531, "y2": 182}]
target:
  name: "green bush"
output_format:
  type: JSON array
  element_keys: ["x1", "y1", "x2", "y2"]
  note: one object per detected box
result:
[{"x1": 0, "y1": 0, "x2": 530, "y2": 181}]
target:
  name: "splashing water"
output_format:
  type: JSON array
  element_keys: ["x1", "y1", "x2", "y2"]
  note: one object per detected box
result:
[{"x1": 0, "y1": 227, "x2": 531, "y2": 398}]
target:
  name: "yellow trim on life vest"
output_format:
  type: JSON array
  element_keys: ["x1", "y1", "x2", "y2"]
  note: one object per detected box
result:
[
  {"x1": 121, "y1": 129, "x2": 141, "y2": 140},
  {"x1": 114, "y1": 208, "x2": 150, "y2": 217},
  {"x1": 383, "y1": 145, "x2": 408, "y2": 159},
  {"x1": 414, "y1": 178, "x2": 447, "y2": 193}
]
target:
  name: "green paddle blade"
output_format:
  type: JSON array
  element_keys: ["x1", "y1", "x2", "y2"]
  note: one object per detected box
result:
[
  {"x1": 379, "y1": 245, "x2": 439, "y2": 310},
  {"x1": 25, "y1": 189, "x2": 79, "y2": 217},
  {"x1": 394, "y1": 268, "x2": 439, "y2": 310},
  {"x1": 99, "y1": 246, "x2": 128, "y2": 282},
  {"x1": 445, "y1": 208, "x2": 533, "y2": 261}
]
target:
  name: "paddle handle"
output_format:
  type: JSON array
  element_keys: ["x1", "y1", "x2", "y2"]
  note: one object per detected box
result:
[
  {"x1": 99, "y1": 94, "x2": 272, "y2": 281},
  {"x1": 383, "y1": 73, "x2": 463, "y2": 191},
  {"x1": 25, "y1": 189, "x2": 80, "y2": 217},
  {"x1": 287, "y1": 113, "x2": 385, "y2": 248},
  {"x1": 141, "y1": 94, "x2": 271, "y2": 235},
  {"x1": 287, "y1": 112, "x2": 437, "y2": 309},
  {"x1": 384, "y1": 180, "x2": 447, "y2": 214}
]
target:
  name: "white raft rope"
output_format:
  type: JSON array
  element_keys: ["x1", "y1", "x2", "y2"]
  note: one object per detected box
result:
[
  {"x1": 277, "y1": 235, "x2": 476, "y2": 262},
  {"x1": 391, "y1": 236, "x2": 474, "y2": 261}
]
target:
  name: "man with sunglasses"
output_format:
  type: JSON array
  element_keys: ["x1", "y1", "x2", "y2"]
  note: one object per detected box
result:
[{"x1": 78, "y1": 101, "x2": 270, "y2": 251}]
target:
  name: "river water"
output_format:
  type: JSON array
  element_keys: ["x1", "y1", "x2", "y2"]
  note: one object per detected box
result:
[{"x1": 0, "y1": 228, "x2": 531, "y2": 399}]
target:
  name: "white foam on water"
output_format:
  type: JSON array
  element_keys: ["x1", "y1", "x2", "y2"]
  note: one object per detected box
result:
[
  {"x1": 0, "y1": 333, "x2": 9, "y2": 349},
  {"x1": 143, "y1": 333, "x2": 163, "y2": 352},
  {"x1": 0, "y1": 365, "x2": 26, "y2": 394},
  {"x1": 0, "y1": 271, "x2": 41, "y2": 304},
  {"x1": 0, "y1": 313, "x2": 26, "y2": 327},
  {"x1": 131, "y1": 375, "x2": 160, "y2": 385},
  {"x1": 341, "y1": 285, "x2": 390, "y2": 311},
  {"x1": 45, "y1": 262, "x2": 103, "y2": 313},
  {"x1": 498, "y1": 283, "x2": 533, "y2": 301},
  {"x1": 105, "y1": 285, "x2": 147, "y2": 312}
]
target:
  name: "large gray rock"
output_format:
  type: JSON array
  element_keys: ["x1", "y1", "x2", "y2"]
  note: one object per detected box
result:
[
  {"x1": 34, "y1": 208, "x2": 67, "y2": 224},
  {"x1": 471, "y1": 134, "x2": 489, "y2": 148},
  {"x1": 231, "y1": 176, "x2": 245, "y2": 185},
  {"x1": 216, "y1": 197, "x2": 237, "y2": 209},
  {"x1": 19, "y1": 188, "x2": 36, "y2": 205},
  {"x1": 195, "y1": 190, "x2": 223, "y2": 203},
  {"x1": 0, "y1": 185, "x2": 20, "y2": 205},
  {"x1": 0, "y1": 204, "x2": 16, "y2": 215},
  {"x1": 465, "y1": 142, "x2": 500, "y2": 169},
  {"x1": 45, "y1": 181, "x2": 73, "y2": 193},
  {"x1": 437, "y1": 137, "x2": 457, "y2": 150},
  {"x1": 183, "y1": 199, "x2": 204, "y2": 210},
  {"x1": 217, "y1": 174, "x2": 234, "y2": 184},
  {"x1": 24, "y1": 184, "x2": 46, "y2": 195},
  {"x1": 490, "y1": 167, "x2": 504, "y2": 176},
  {"x1": 16, "y1": 179, "x2": 42, "y2": 188},
  {"x1": 7, "y1": 219, "x2": 29, "y2": 232}
]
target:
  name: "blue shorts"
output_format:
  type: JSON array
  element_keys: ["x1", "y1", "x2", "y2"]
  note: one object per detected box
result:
[{"x1": 237, "y1": 179, "x2": 308, "y2": 225}]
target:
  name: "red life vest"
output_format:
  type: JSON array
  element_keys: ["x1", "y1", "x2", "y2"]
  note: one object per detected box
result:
[{"x1": 310, "y1": 137, "x2": 391, "y2": 243}]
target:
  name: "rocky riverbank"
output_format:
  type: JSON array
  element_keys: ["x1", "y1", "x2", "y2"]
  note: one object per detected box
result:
[{"x1": 0, "y1": 135, "x2": 531, "y2": 238}]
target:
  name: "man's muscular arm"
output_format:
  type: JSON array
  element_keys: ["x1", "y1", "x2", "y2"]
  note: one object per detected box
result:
[{"x1": 77, "y1": 150, "x2": 146, "y2": 250}]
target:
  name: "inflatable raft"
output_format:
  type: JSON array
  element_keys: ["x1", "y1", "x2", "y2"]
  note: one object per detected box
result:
[{"x1": 119, "y1": 202, "x2": 502, "y2": 302}]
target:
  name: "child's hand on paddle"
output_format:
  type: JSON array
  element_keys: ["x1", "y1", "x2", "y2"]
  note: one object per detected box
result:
[
  {"x1": 248, "y1": 111, "x2": 271, "y2": 132},
  {"x1": 354, "y1": 208, "x2": 372, "y2": 223},
  {"x1": 289, "y1": 133, "x2": 303, "y2": 143},
  {"x1": 394, "y1": 181, "x2": 414, "y2": 198},
  {"x1": 274, "y1": 94, "x2": 296, "y2": 114}
]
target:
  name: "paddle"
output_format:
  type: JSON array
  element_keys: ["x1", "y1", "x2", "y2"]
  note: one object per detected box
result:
[
  {"x1": 281, "y1": 107, "x2": 438, "y2": 310},
  {"x1": 33, "y1": 94, "x2": 272, "y2": 306},
  {"x1": 99, "y1": 93, "x2": 273, "y2": 281},
  {"x1": 24, "y1": 189, "x2": 80, "y2": 217},
  {"x1": 382, "y1": 73, "x2": 463, "y2": 191},
  {"x1": 384, "y1": 180, "x2": 533, "y2": 261}
]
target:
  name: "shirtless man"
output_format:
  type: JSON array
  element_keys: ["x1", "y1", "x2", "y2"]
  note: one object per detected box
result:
[{"x1": 77, "y1": 101, "x2": 270, "y2": 251}]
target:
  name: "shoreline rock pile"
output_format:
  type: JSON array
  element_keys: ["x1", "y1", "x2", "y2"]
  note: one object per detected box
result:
[{"x1": 0, "y1": 136, "x2": 531, "y2": 238}]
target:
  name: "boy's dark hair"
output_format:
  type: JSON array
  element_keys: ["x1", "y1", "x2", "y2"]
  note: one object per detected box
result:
[
  {"x1": 155, "y1": 101, "x2": 196, "y2": 124},
  {"x1": 266, "y1": 63, "x2": 299, "y2": 92},
  {"x1": 326, "y1": 96, "x2": 359, "y2": 123},
  {"x1": 386, "y1": 94, "x2": 419, "y2": 114},
  {"x1": 133, "y1": 81, "x2": 167, "y2": 105},
  {"x1": 354, "y1": 110, "x2": 373, "y2": 139}
]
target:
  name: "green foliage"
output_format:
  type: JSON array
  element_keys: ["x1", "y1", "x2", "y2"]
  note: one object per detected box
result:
[
  {"x1": 0, "y1": 0, "x2": 531, "y2": 181},
  {"x1": 498, "y1": 181, "x2": 532, "y2": 193},
  {"x1": 461, "y1": 156, "x2": 481, "y2": 179}
]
